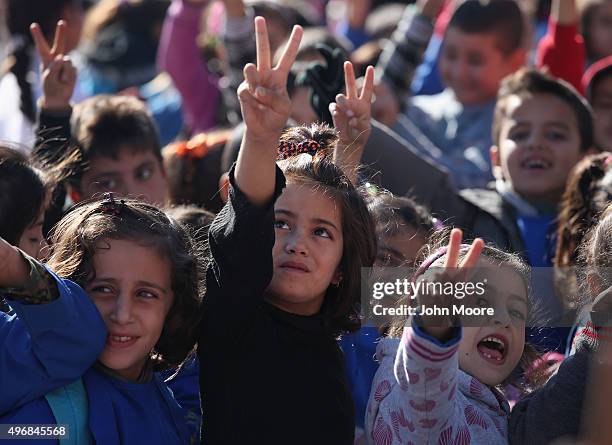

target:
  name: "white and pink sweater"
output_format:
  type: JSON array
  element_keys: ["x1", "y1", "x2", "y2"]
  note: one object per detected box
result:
[{"x1": 365, "y1": 326, "x2": 510, "y2": 445}]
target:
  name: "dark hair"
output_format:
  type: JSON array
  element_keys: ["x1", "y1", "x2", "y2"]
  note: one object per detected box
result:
[
  {"x1": 165, "y1": 204, "x2": 216, "y2": 248},
  {"x1": 70, "y1": 94, "x2": 162, "y2": 188},
  {"x1": 0, "y1": 146, "x2": 47, "y2": 245},
  {"x1": 163, "y1": 131, "x2": 231, "y2": 213},
  {"x1": 277, "y1": 124, "x2": 377, "y2": 336},
  {"x1": 555, "y1": 152, "x2": 611, "y2": 270},
  {"x1": 368, "y1": 192, "x2": 436, "y2": 238},
  {"x1": 447, "y1": 0, "x2": 524, "y2": 56},
  {"x1": 5, "y1": 0, "x2": 78, "y2": 123},
  {"x1": 46, "y1": 198, "x2": 203, "y2": 370},
  {"x1": 493, "y1": 68, "x2": 594, "y2": 152}
]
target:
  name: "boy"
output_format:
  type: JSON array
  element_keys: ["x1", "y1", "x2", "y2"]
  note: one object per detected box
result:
[
  {"x1": 377, "y1": 0, "x2": 526, "y2": 189},
  {"x1": 31, "y1": 24, "x2": 167, "y2": 208}
]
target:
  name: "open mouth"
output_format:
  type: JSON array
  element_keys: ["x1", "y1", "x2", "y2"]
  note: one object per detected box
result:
[
  {"x1": 476, "y1": 335, "x2": 507, "y2": 364},
  {"x1": 106, "y1": 335, "x2": 139, "y2": 348},
  {"x1": 521, "y1": 158, "x2": 552, "y2": 171}
]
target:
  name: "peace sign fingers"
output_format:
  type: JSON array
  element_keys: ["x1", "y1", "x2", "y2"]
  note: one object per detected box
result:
[
  {"x1": 273, "y1": 23, "x2": 303, "y2": 78},
  {"x1": 30, "y1": 20, "x2": 67, "y2": 68},
  {"x1": 255, "y1": 17, "x2": 271, "y2": 72}
]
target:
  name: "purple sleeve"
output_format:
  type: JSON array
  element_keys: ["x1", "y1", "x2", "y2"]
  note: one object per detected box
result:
[{"x1": 157, "y1": 0, "x2": 220, "y2": 133}]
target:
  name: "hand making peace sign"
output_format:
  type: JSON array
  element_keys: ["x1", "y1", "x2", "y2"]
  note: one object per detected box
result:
[
  {"x1": 330, "y1": 62, "x2": 374, "y2": 183},
  {"x1": 30, "y1": 21, "x2": 76, "y2": 110},
  {"x1": 237, "y1": 17, "x2": 303, "y2": 143},
  {"x1": 416, "y1": 229, "x2": 484, "y2": 339}
]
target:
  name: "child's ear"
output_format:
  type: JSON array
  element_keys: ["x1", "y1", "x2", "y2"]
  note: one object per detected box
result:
[
  {"x1": 331, "y1": 270, "x2": 343, "y2": 287},
  {"x1": 219, "y1": 173, "x2": 230, "y2": 203},
  {"x1": 508, "y1": 48, "x2": 527, "y2": 72},
  {"x1": 490, "y1": 145, "x2": 504, "y2": 180},
  {"x1": 68, "y1": 185, "x2": 82, "y2": 204}
]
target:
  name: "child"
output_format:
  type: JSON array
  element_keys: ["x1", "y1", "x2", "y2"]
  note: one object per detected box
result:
[
  {"x1": 378, "y1": 0, "x2": 526, "y2": 189},
  {"x1": 579, "y1": 0, "x2": 612, "y2": 63},
  {"x1": 30, "y1": 22, "x2": 168, "y2": 207},
  {"x1": 340, "y1": 192, "x2": 437, "y2": 437},
  {"x1": 1, "y1": 196, "x2": 202, "y2": 444},
  {"x1": 0, "y1": 239, "x2": 105, "y2": 414},
  {"x1": 509, "y1": 203, "x2": 612, "y2": 445},
  {"x1": 0, "y1": 1, "x2": 83, "y2": 146},
  {"x1": 0, "y1": 146, "x2": 49, "y2": 260},
  {"x1": 366, "y1": 229, "x2": 535, "y2": 444},
  {"x1": 198, "y1": 18, "x2": 376, "y2": 444},
  {"x1": 582, "y1": 56, "x2": 612, "y2": 150},
  {"x1": 555, "y1": 152, "x2": 611, "y2": 309}
]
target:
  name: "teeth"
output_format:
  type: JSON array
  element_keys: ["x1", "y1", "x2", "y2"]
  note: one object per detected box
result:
[
  {"x1": 481, "y1": 351, "x2": 502, "y2": 361},
  {"x1": 524, "y1": 159, "x2": 550, "y2": 169},
  {"x1": 482, "y1": 337, "x2": 505, "y2": 349},
  {"x1": 111, "y1": 336, "x2": 134, "y2": 342}
]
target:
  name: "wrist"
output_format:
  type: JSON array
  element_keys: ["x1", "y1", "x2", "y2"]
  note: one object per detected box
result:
[{"x1": 39, "y1": 96, "x2": 71, "y2": 113}]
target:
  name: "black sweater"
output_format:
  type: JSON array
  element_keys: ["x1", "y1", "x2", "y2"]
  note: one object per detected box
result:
[{"x1": 198, "y1": 167, "x2": 354, "y2": 445}]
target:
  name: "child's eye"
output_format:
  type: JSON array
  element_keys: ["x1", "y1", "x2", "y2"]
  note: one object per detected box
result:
[
  {"x1": 313, "y1": 227, "x2": 331, "y2": 239},
  {"x1": 274, "y1": 220, "x2": 290, "y2": 230},
  {"x1": 476, "y1": 297, "x2": 488, "y2": 306},
  {"x1": 508, "y1": 130, "x2": 529, "y2": 141},
  {"x1": 510, "y1": 309, "x2": 526, "y2": 321},
  {"x1": 547, "y1": 131, "x2": 567, "y2": 142},
  {"x1": 90, "y1": 285, "x2": 114, "y2": 295},
  {"x1": 137, "y1": 166, "x2": 153, "y2": 181},
  {"x1": 137, "y1": 289, "x2": 158, "y2": 300}
]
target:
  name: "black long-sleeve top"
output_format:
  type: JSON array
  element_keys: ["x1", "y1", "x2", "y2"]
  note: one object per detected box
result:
[{"x1": 198, "y1": 166, "x2": 354, "y2": 445}]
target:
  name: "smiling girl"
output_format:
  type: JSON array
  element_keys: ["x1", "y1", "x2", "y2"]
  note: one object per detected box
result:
[
  {"x1": 366, "y1": 229, "x2": 538, "y2": 445},
  {"x1": 1, "y1": 196, "x2": 202, "y2": 444},
  {"x1": 198, "y1": 17, "x2": 376, "y2": 445}
]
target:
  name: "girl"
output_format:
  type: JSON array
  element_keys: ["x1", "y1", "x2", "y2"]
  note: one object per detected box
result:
[
  {"x1": 509, "y1": 203, "x2": 612, "y2": 445},
  {"x1": 555, "y1": 152, "x2": 612, "y2": 311},
  {"x1": 198, "y1": 17, "x2": 376, "y2": 445},
  {"x1": 366, "y1": 229, "x2": 537, "y2": 444},
  {"x1": 1, "y1": 196, "x2": 202, "y2": 444},
  {"x1": 0, "y1": 146, "x2": 50, "y2": 260}
]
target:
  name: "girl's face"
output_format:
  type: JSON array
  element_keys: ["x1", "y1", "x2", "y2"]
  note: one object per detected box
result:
[
  {"x1": 267, "y1": 183, "x2": 344, "y2": 315},
  {"x1": 375, "y1": 224, "x2": 427, "y2": 267},
  {"x1": 587, "y1": 2, "x2": 612, "y2": 61},
  {"x1": 458, "y1": 259, "x2": 528, "y2": 387},
  {"x1": 86, "y1": 239, "x2": 174, "y2": 381}
]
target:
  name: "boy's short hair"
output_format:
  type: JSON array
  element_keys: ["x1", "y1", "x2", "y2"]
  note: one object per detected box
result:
[
  {"x1": 448, "y1": 0, "x2": 524, "y2": 55},
  {"x1": 492, "y1": 68, "x2": 594, "y2": 152},
  {"x1": 71, "y1": 95, "x2": 161, "y2": 186}
]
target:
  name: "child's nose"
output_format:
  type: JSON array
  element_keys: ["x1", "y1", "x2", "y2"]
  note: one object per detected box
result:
[
  {"x1": 110, "y1": 294, "x2": 134, "y2": 324},
  {"x1": 285, "y1": 230, "x2": 308, "y2": 255}
]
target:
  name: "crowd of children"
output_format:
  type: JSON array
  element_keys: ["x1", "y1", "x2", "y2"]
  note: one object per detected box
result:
[{"x1": 0, "y1": 0, "x2": 611, "y2": 444}]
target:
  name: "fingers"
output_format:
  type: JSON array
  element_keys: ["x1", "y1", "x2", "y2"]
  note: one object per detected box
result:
[
  {"x1": 30, "y1": 23, "x2": 51, "y2": 65},
  {"x1": 275, "y1": 24, "x2": 303, "y2": 75},
  {"x1": 359, "y1": 66, "x2": 375, "y2": 103},
  {"x1": 51, "y1": 20, "x2": 66, "y2": 56},
  {"x1": 243, "y1": 63, "x2": 260, "y2": 92},
  {"x1": 459, "y1": 238, "x2": 484, "y2": 269},
  {"x1": 444, "y1": 228, "x2": 462, "y2": 269},
  {"x1": 255, "y1": 17, "x2": 271, "y2": 72},
  {"x1": 344, "y1": 61, "x2": 358, "y2": 100}
]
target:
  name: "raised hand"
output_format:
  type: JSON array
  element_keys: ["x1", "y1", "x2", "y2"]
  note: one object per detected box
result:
[
  {"x1": 237, "y1": 17, "x2": 303, "y2": 144},
  {"x1": 331, "y1": 62, "x2": 374, "y2": 184},
  {"x1": 416, "y1": 229, "x2": 484, "y2": 340},
  {"x1": 31, "y1": 21, "x2": 76, "y2": 110}
]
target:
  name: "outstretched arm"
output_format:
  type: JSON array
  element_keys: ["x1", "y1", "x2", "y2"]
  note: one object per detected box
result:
[{"x1": 234, "y1": 17, "x2": 302, "y2": 205}]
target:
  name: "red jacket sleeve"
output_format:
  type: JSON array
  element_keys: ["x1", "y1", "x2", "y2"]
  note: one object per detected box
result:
[{"x1": 536, "y1": 19, "x2": 586, "y2": 94}]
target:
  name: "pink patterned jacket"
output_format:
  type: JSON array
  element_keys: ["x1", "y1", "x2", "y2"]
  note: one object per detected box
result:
[{"x1": 365, "y1": 327, "x2": 510, "y2": 445}]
